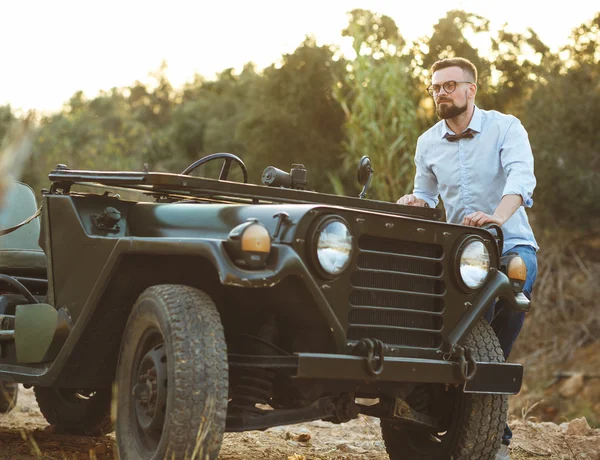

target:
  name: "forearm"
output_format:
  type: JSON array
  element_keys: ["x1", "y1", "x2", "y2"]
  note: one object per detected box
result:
[
  {"x1": 493, "y1": 194, "x2": 523, "y2": 225},
  {"x1": 463, "y1": 194, "x2": 523, "y2": 227},
  {"x1": 411, "y1": 139, "x2": 439, "y2": 208},
  {"x1": 500, "y1": 119, "x2": 536, "y2": 208}
]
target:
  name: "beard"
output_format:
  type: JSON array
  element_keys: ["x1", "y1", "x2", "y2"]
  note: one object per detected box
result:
[{"x1": 436, "y1": 99, "x2": 468, "y2": 119}]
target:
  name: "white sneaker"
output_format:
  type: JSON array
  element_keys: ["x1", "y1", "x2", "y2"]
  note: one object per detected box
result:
[{"x1": 495, "y1": 444, "x2": 510, "y2": 460}]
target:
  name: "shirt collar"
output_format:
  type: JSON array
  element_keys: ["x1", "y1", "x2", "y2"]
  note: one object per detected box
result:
[{"x1": 440, "y1": 105, "x2": 482, "y2": 138}]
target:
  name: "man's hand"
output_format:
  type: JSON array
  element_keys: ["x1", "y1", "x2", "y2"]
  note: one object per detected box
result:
[
  {"x1": 462, "y1": 211, "x2": 504, "y2": 227},
  {"x1": 463, "y1": 195, "x2": 523, "y2": 227},
  {"x1": 397, "y1": 194, "x2": 427, "y2": 207}
]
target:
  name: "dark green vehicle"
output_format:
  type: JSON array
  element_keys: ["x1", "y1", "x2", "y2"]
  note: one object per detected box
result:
[{"x1": 0, "y1": 154, "x2": 530, "y2": 459}]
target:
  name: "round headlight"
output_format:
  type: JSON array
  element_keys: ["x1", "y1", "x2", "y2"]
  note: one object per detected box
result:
[
  {"x1": 459, "y1": 239, "x2": 490, "y2": 289},
  {"x1": 315, "y1": 218, "x2": 353, "y2": 276}
]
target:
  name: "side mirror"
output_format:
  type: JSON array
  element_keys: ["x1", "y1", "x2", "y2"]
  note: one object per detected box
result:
[{"x1": 357, "y1": 156, "x2": 373, "y2": 199}]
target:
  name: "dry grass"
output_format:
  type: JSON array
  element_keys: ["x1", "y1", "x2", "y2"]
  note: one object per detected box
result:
[
  {"x1": 509, "y1": 230, "x2": 600, "y2": 426},
  {"x1": 512, "y1": 230, "x2": 600, "y2": 371}
]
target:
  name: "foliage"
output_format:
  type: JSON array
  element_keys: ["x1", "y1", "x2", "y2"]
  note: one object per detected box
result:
[
  {"x1": 0, "y1": 9, "x2": 596, "y2": 232},
  {"x1": 521, "y1": 13, "x2": 600, "y2": 230},
  {"x1": 236, "y1": 37, "x2": 346, "y2": 189},
  {"x1": 152, "y1": 66, "x2": 255, "y2": 177},
  {"x1": 412, "y1": 10, "x2": 552, "y2": 115},
  {"x1": 22, "y1": 90, "x2": 155, "y2": 193},
  {"x1": 332, "y1": 10, "x2": 420, "y2": 201},
  {"x1": 0, "y1": 105, "x2": 16, "y2": 143},
  {"x1": 413, "y1": 10, "x2": 493, "y2": 110},
  {"x1": 342, "y1": 9, "x2": 404, "y2": 57},
  {"x1": 564, "y1": 12, "x2": 600, "y2": 65},
  {"x1": 511, "y1": 231, "x2": 600, "y2": 405}
]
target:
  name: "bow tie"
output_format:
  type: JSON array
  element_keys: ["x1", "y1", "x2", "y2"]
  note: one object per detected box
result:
[{"x1": 445, "y1": 129, "x2": 475, "y2": 142}]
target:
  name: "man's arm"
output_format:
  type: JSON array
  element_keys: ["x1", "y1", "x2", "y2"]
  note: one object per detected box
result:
[
  {"x1": 463, "y1": 118, "x2": 535, "y2": 227},
  {"x1": 499, "y1": 118, "x2": 536, "y2": 208},
  {"x1": 397, "y1": 139, "x2": 439, "y2": 207},
  {"x1": 462, "y1": 194, "x2": 522, "y2": 227}
]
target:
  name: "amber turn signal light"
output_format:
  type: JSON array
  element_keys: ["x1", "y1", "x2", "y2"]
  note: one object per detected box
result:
[
  {"x1": 241, "y1": 224, "x2": 271, "y2": 253},
  {"x1": 507, "y1": 256, "x2": 527, "y2": 281},
  {"x1": 225, "y1": 219, "x2": 272, "y2": 269}
]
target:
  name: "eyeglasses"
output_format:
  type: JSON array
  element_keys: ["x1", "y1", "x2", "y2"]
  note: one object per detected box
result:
[{"x1": 427, "y1": 81, "x2": 473, "y2": 96}]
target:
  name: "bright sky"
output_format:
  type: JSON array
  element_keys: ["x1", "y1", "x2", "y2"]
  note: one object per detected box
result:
[{"x1": 1, "y1": 0, "x2": 598, "y2": 113}]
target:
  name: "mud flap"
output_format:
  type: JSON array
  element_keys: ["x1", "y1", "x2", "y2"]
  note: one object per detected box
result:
[
  {"x1": 15, "y1": 303, "x2": 71, "y2": 363},
  {"x1": 463, "y1": 362, "x2": 523, "y2": 394}
]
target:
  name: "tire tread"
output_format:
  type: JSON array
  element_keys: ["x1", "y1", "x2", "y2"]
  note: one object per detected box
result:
[
  {"x1": 382, "y1": 319, "x2": 508, "y2": 460},
  {"x1": 117, "y1": 284, "x2": 228, "y2": 460}
]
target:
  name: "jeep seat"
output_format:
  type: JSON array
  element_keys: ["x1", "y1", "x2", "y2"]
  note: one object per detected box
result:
[{"x1": 0, "y1": 181, "x2": 46, "y2": 277}]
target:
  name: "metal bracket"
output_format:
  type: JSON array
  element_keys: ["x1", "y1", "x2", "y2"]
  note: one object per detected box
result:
[
  {"x1": 272, "y1": 212, "x2": 291, "y2": 240},
  {"x1": 92, "y1": 207, "x2": 121, "y2": 233},
  {"x1": 392, "y1": 398, "x2": 439, "y2": 430}
]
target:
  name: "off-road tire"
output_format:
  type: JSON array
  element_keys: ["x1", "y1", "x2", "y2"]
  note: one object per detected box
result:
[
  {"x1": 0, "y1": 381, "x2": 18, "y2": 413},
  {"x1": 34, "y1": 386, "x2": 113, "y2": 435},
  {"x1": 381, "y1": 319, "x2": 508, "y2": 460},
  {"x1": 116, "y1": 285, "x2": 228, "y2": 460}
]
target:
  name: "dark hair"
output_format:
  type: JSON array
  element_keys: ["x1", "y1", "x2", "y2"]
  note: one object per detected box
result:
[{"x1": 431, "y1": 58, "x2": 477, "y2": 83}]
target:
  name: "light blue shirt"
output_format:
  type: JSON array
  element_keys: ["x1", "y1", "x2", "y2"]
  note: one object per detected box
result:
[{"x1": 413, "y1": 106, "x2": 538, "y2": 253}]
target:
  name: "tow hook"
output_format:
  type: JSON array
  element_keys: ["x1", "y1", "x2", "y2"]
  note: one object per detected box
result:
[
  {"x1": 439, "y1": 344, "x2": 477, "y2": 382},
  {"x1": 354, "y1": 338, "x2": 386, "y2": 376},
  {"x1": 459, "y1": 346, "x2": 477, "y2": 381}
]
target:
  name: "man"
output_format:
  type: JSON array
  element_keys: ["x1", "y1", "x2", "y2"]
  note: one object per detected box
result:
[{"x1": 398, "y1": 57, "x2": 538, "y2": 451}]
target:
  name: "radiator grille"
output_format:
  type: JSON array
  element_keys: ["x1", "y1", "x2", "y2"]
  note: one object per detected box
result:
[{"x1": 348, "y1": 235, "x2": 444, "y2": 349}]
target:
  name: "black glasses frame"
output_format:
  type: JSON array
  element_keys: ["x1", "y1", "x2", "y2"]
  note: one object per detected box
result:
[{"x1": 427, "y1": 80, "x2": 473, "y2": 96}]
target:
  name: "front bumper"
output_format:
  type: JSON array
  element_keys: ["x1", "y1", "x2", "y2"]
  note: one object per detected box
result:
[
  {"x1": 228, "y1": 352, "x2": 523, "y2": 395},
  {"x1": 295, "y1": 353, "x2": 522, "y2": 394}
]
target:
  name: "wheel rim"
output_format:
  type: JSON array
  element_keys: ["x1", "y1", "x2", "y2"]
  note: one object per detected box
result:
[{"x1": 130, "y1": 328, "x2": 168, "y2": 453}]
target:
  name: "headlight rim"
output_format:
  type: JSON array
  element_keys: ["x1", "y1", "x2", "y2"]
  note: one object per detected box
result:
[
  {"x1": 455, "y1": 235, "x2": 492, "y2": 292},
  {"x1": 310, "y1": 215, "x2": 354, "y2": 279}
]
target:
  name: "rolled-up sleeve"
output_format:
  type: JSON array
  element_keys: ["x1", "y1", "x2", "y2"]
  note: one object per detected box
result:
[
  {"x1": 412, "y1": 138, "x2": 440, "y2": 208},
  {"x1": 500, "y1": 118, "x2": 536, "y2": 208}
]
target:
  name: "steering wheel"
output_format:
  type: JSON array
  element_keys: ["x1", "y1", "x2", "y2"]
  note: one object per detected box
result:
[{"x1": 181, "y1": 153, "x2": 249, "y2": 183}]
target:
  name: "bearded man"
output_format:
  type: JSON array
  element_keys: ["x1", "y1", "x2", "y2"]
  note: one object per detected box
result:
[{"x1": 397, "y1": 57, "x2": 538, "y2": 452}]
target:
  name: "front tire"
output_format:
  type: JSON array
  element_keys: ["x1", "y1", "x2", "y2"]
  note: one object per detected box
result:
[
  {"x1": 116, "y1": 285, "x2": 228, "y2": 460},
  {"x1": 34, "y1": 386, "x2": 113, "y2": 435},
  {"x1": 381, "y1": 320, "x2": 508, "y2": 460}
]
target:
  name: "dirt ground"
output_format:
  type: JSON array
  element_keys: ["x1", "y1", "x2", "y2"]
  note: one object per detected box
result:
[{"x1": 0, "y1": 387, "x2": 599, "y2": 459}]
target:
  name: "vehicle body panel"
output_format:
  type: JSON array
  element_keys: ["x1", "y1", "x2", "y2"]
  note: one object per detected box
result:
[{"x1": 0, "y1": 168, "x2": 526, "y2": 396}]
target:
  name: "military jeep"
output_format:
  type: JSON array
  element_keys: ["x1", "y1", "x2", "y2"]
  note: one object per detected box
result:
[{"x1": 0, "y1": 154, "x2": 529, "y2": 459}]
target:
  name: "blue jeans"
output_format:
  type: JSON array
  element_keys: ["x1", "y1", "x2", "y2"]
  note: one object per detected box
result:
[
  {"x1": 483, "y1": 244, "x2": 538, "y2": 445},
  {"x1": 483, "y1": 245, "x2": 538, "y2": 359}
]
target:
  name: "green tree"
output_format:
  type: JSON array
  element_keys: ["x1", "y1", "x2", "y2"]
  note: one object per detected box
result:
[
  {"x1": 414, "y1": 10, "x2": 492, "y2": 105},
  {"x1": 23, "y1": 90, "x2": 153, "y2": 192},
  {"x1": 151, "y1": 66, "x2": 255, "y2": 178},
  {"x1": 342, "y1": 9, "x2": 404, "y2": 57},
  {"x1": 235, "y1": 37, "x2": 346, "y2": 189},
  {"x1": 487, "y1": 27, "x2": 551, "y2": 115},
  {"x1": 331, "y1": 10, "x2": 421, "y2": 201},
  {"x1": 521, "y1": 13, "x2": 600, "y2": 230},
  {"x1": 412, "y1": 10, "x2": 551, "y2": 116},
  {"x1": 0, "y1": 105, "x2": 16, "y2": 144}
]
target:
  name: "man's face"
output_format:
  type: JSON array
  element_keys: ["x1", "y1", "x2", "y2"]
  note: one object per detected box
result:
[{"x1": 431, "y1": 66, "x2": 472, "y2": 120}]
